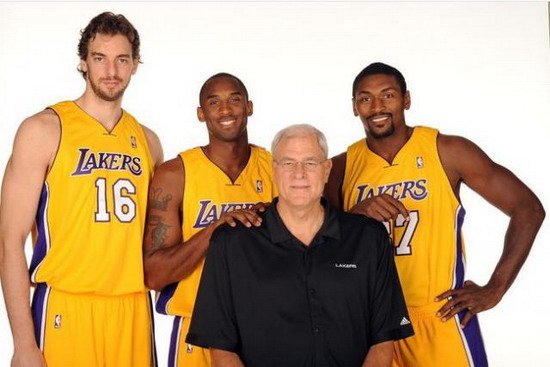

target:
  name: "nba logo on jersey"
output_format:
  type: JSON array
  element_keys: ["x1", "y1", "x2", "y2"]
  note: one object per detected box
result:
[
  {"x1": 130, "y1": 136, "x2": 137, "y2": 149},
  {"x1": 54, "y1": 314, "x2": 62, "y2": 329},
  {"x1": 256, "y1": 180, "x2": 263, "y2": 193},
  {"x1": 186, "y1": 344, "x2": 193, "y2": 353},
  {"x1": 416, "y1": 156, "x2": 424, "y2": 169}
]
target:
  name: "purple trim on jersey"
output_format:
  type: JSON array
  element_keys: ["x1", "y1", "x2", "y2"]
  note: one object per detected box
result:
[
  {"x1": 453, "y1": 206, "x2": 488, "y2": 366},
  {"x1": 156, "y1": 282, "x2": 178, "y2": 314},
  {"x1": 453, "y1": 206, "x2": 466, "y2": 288},
  {"x1": 31, "y1": 283, "x2": 49, "y2": 349},
  {"x1": 147, "y1": 292, "x2": 158, "y2": 367},
  {"x1": 29, "y1": 184, "x2": 50, "y2": 279},
  {"x1": 459, "y1": 312, "x2": 488, "y2": 366},
  {"x1": 168, "y1": 316, "x2": 182, "y2": 367}
]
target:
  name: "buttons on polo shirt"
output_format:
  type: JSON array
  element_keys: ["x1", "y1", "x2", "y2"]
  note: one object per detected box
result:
[
  {"x1": 314, "y1": 326, "x2": 320, "y2": 333},
  {"x1": 309, "y1": 288, "x2": 316, "y2": 296}
]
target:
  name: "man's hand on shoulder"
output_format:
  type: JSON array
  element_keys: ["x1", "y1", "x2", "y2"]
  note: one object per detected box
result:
[
  {"x1": 214, "y1": 201, "x2": 271, "y2": 229},
  {"x1": 250, "y1": 201, "x2": 270, "y2": 213},
  {"x1": 350, "y1": 193, "x2": 409, "y2": 222},
  {"x1": 215, "y1": 208, "x2": 260, "y2": 229}
]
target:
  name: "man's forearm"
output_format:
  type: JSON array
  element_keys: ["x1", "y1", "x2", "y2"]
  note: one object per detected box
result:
[
  {"x1": 210, "y1": 348, "x2": 244, "y2": 367},
  {"x1": 1, "y1": 241, "x2": 39, "y2": 351},
  {"x1": 362, "y1": 341, "x2": 393, "y2": 367},
  {"x1": 487, "y1": 201, "x2": 545, "y2": 297}
]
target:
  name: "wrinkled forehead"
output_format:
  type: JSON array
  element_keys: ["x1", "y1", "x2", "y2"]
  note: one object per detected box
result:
[{"x1": 273, "y1": 133, "x2": 324, "y2": 160}]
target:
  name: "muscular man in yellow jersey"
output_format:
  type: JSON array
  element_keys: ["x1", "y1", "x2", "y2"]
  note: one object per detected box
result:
[
  {"x1": 0, "y1": 12, "x2": 163, "y2": 367},
  {"x1": 325, "y1": 62, "x2": 544, "y2": 366},
  {"x1": 143, "y1": 73, "x2": 275, "y2": 367}
]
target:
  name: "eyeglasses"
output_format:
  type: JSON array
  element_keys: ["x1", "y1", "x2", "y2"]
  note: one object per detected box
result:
[{"x1": 274, "y1": 158, "x2": 326, "y2": 172}]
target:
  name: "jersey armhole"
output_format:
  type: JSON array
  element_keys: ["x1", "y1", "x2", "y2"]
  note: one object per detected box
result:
[
  {"x1": 178, "y1": 154, "x2": 186, "y2": 227},
  {"x1": 44, "y1": 107, "x2": 62, "y2": 178},
  {"x1": 434, "y1": 131, "x2": 462, "y2": 206}
]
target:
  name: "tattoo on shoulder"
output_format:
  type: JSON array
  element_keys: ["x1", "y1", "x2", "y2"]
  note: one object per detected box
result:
[
  {"x1": 147, "y1": 215, "x2": 171, "y2": 250},
  {"x1": 149, "y1": 188, "x2": 172, "y2": 211}
]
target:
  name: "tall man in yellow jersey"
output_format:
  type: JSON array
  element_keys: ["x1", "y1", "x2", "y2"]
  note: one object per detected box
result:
[
  {"x1": 325, "y1": 62, "x2": 545, "y2": 367},
  {"x1": 143, "y1": 73, "x2": 275, "y2": 367},
  {"x1": 0, "y1": 12, "x2": 163, "y2": 367}
]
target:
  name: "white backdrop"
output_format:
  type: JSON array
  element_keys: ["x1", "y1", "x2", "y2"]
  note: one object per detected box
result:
[{"x1": 1, "y1": 2, "x2": 549, "y2": 366}]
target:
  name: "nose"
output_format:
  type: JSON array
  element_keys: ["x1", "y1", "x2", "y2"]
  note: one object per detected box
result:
[
  {"x1": 371, "y1": 96, "x2": 385, "y2": 113},
  {"x1": 106, "y1": 60, "x2": 117, "y2": 78},
  {"x1": 219, "y1": 101, "x2": 232, "y2": 116},
  {"x1": 291, "y1": 162, "x2": 307, "y2": 178}
]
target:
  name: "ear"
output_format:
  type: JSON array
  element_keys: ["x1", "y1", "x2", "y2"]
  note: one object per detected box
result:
[
  {"x1": 197, "y1": 106, "x2": 205, "y2": 122},
  {"x1": 131, "y1": 57, "x2": 140, "y2": 75},
  {"x1": 246, "y1": 100, "x2": 253, "y2": 116},
  {"x1": 79, "y1": 59, "x2": 88, "y2": 74},
  {"x1": 323, "y1": 158, "x2": 333, "y2": 183},
  {"x1": 404, "y1": 91, "x2": 411, "y2": 110},
  {"x1": 352, "y1": 98, "x2": 359, "y2": 117}
]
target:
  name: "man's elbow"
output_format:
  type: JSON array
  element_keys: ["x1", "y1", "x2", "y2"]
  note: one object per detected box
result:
[
  {"x1": 0, "y1": 240, "x2": 4, "y2": 275},
  {"x1": 143, "y1": 261, "x2": 167, "y2": 291},
  {"x1": 526, "y1": 196, "x2": 545, "y2": 228},
  {"x1": 510, "y1": 192, "x2": 545, "y2": 228},
  {"x1": 144, "y1": 277, "x2": 162, "y2": 292},
  {"x1": 533, "y1": 200, "x2": 545, "y2": 225}
]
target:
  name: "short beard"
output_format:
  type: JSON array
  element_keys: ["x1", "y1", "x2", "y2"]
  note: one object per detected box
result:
[
  {"x1": 89, "y1": 75, "x2": 128, "y2": 102},
  {"x1": 369, "y1": 123, "x2": 395, "y2": 139}
]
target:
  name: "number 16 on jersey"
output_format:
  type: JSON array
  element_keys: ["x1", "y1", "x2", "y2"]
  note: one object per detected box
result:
[{"x1": 95, "y1": 177, "x2": 137, "y2": 223}]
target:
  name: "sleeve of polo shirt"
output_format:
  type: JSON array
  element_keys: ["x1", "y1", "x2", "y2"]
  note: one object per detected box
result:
[
  {"x1": 368, "y1": 223, "x2": 414, "y2": 345},
  {"x1": 186, "y1": 227, "x2": 240, "y2": 352}
]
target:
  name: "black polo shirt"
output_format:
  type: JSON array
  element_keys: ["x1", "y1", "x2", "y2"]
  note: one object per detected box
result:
[{"x1": 187, "y1": 198, "x2": 413, "y2": 367}]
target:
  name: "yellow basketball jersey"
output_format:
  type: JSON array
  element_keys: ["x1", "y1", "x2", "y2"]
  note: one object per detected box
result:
[
  {"x1": 342, "y1": 126, "x2": 465, "y2": 307},
  {"x1": 30, "y1": 101, "x2": 154, "y2": 295},
  {"x1": 156, "y1": 146, "x2": 275, "y2": 316}
]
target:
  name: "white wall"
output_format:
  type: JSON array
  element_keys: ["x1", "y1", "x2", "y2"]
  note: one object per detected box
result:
[{"x1": 1, "y1": 2, "x2": 549, "y2": 366}]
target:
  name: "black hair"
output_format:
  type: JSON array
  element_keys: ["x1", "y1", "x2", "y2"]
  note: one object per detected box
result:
[
  {"x1": 199, "y1": 73, "x2": 249, "y2": 104},
  {"x1": 352, "y1": 62, "x2": 407, "y2": 97}
]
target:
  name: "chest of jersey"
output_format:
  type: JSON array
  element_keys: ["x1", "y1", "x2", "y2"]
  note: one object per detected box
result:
[
  {"x1": 157, "y1": 146, "x2": 275, "y2": 316},
  {"x1": 182, "y1": 147, "x2": 275, "y2": 240},
  {"x1": 342, "y1": 127, "x2": 464, "y2": 307},
  {"x1": 30, "y1": 101, "x2": 153, "y2": 295}
]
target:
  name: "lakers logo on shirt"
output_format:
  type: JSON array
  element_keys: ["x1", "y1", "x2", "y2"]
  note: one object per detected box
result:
[
  {"x1": 71, "y1": 148, "x2": 143, "y2": 176},
  {"x1": 193, "y1": 200, "x2": 256, "y2": 228},
  {"x1": 355, "y1": 179, "x2": 428, "y2": 204}
]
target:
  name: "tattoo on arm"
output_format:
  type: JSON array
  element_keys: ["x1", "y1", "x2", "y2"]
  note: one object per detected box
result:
[
  {"x1": 149, "y1": 188, "x2": 172, "y2": 211},
  {"x1": 147, "y1": 215, "x2": 171, "y2": 250}
]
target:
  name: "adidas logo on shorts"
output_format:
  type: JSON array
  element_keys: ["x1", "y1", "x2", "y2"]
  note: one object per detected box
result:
[{"x1": 400, "y1": 317, "x2": 411, "y2": 326}]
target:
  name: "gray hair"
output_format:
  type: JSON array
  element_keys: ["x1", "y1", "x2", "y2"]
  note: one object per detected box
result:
[{"x1": 271, "y1": 124, "x2": 329, "y2": 159}]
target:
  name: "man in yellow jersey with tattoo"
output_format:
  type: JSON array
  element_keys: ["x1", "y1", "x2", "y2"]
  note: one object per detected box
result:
[
  {"x1": 325, "y1": 62, "x2": 544, "y2": 366},
  {"x1": 0, "y1": 12, "x2": 163, "y2": 367},
  {"x1": 143, "y1": 73, "x2": 275, "y2": 367}
]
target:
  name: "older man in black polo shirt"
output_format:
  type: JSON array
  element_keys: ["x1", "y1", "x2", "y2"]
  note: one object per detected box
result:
[{"x1": 187, "y1": 124, "x2": 413, "y2": 367}]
